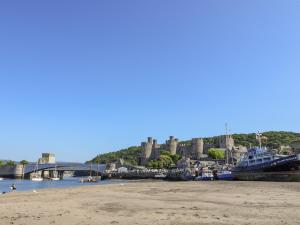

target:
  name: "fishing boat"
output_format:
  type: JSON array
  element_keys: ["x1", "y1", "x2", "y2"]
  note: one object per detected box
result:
[
  {"x1": 216, "y1": 170, "x2": 234, "y2": 181},
  {"x1": 195, "y1": 168, "x2": 214, "y2": 181},
  {"x1": 232, "y1": 147, "x2": 300, "y2": 181},
  {"x1": 31, "y1": 161, "x2": 43, "y2": 181}
]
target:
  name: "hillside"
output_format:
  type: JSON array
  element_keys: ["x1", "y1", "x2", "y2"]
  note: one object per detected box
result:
[{"x1": 90, "y1": 131, "x2": 300, "y2": 165}]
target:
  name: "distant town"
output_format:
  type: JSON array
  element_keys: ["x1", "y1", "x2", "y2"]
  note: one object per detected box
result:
[{"x1": 1, "y1": 131, "x2": 300, "y2": 182}]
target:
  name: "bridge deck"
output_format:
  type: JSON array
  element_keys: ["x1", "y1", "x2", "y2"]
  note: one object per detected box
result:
[{"x1": 24, "y1": 163, "x2": 106, "y2": 174}]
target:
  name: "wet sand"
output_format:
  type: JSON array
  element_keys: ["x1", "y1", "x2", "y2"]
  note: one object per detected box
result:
[{"x1": 0, "y1": 181, "x2": 299, "y2": 225}]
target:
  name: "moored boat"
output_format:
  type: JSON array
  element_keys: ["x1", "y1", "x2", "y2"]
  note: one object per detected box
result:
[
  {"x1": 51, "y1": 165, "x2": 60, "y2": 180},
  {"x1": 31, "y1": 177, "x2": 43, "y2": 181},
  {"x1": 31, "y1": 161, "x2": 43, "y2": 181},
  {"x1": 232, "y1": 147, "x2": 300, "y2": 181},
  {"x1": 195, "y1": 168, "x2": 214, "y2": 181},
  {"x1": 80, "y1": 176, "x2": 100, "y2": 183},
  {"x1": 216, "y1": 170, "x2": 234, "y2": 181},
  {"x1": 154, "y1": 173, "x2": 167, "y2": 179}
]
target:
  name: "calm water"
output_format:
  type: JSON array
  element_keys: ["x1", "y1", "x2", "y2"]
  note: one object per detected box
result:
[{"x1": 0, "y1": 177, "x2": 126, "y2": 193}]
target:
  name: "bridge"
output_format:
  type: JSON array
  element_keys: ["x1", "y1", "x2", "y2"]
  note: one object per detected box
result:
[{"x1": 0, "y1": 162, "x2": 106, "y2": 179}]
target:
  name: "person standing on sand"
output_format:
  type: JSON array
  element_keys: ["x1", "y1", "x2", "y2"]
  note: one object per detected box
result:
[{"x1": 10, "y1": 184, "x2": 16, "y2": 191}]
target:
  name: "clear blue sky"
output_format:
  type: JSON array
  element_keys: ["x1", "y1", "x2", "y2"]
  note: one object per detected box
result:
[{"x1": 0, "y1": 1, "x2": 299, "y2": 162}]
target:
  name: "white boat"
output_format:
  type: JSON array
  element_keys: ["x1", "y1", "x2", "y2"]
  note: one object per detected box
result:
[
  {"x1": 80, "y1": 176, "x2": 99, "y2": 183},
  {"x1": 195, "y1": 168, "x2": 214, "y2": 181},
  {"x1": 51, "y1": 165, "x2": 60, "y2": 180},
  {"x1": 31, "y1": 161, "x2": 43, "y2": 181},
  {"x1": 154, "y1": 173, "x2": 166, "y2": 179},
  {"x1": 31, "y1": 177, "x2": 43, "y2": 181},
  {"x1": 0, "y1": 178, "x2": 4, "y2": 181}
]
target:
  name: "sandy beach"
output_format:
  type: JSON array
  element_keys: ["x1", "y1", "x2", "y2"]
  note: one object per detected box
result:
[{"x1": 0, "y1": 181, "x2": 299, "y2": 225}]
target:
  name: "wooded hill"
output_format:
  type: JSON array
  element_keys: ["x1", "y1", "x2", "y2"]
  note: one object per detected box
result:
[{"x1": 90, "y1": 131, "x2": 300, "y2": 165}]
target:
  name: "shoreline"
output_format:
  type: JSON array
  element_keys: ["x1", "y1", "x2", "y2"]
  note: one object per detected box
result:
[
  {"x1": 0, "y1": 181, "x2": 299, "y2": 225},
  {"x1": 1, "y1": 178, "x2": 299, "y2": 194}
]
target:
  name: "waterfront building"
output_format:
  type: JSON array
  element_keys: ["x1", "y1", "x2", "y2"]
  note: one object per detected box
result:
[
  {"x1": 291, "y1": 140, "x2": 300, "y2": 154},
  {"x1": 38, "y1": 153, "x2": 56, "y2": 164}
]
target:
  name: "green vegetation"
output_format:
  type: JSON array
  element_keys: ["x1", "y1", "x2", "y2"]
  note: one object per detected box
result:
[
  {"x1": 232, "y1": 131, "x2": 300, "y2": 149},
  {"x1": 208, "y1": 148, "x2": 225, "y2": 159},
  {"x1": 19, "y1": 160, "x2": 29, "y2": 165},
  {"x1": 0, "y1": 160, "x2": 29, "y2": 167},
  {"x1": 146, "y1": 151, "x2": 181, "y2": 169},
  {"x1": 3, "y1": 160, "x2": 15, "y2": 167},
  {"x1": 0, "y1": 160, "x2": 28, "y2": 167},
  {"x1": 90, "y1": 146, "x2": 142, "y2": 165}
]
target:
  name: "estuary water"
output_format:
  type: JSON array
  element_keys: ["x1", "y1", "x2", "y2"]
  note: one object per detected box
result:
[{"x1": 0, "y1": 177, "x2": 126, "y2": 193}]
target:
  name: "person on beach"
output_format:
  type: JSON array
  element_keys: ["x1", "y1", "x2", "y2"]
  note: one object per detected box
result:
[{"x1": 10, "y1": 184, "x2": 16, "y2": 191}]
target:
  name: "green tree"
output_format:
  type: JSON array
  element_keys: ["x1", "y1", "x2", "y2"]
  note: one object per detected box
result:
[
  {"x1": 5, "y1": 160, "x2": 15, "y2": 167},
  {"x1": 20, "y1": 160, "x2": 29, "y2": 165},
  {"x1": 90, "y1": 146, "x2": 142, "y2": 165},
  {"x1": 208, "y1": 148, "x2": 225, "y2": 159}
]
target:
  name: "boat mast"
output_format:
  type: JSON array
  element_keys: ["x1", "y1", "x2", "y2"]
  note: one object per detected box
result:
[
  {"x1": 225, "y1": 123, "x2": 229, "y2": 164},
  {"x1": 96, "y1": 160, "x2": 99, "y2": 179},
  {"x1": 89, "y1": 162, "x2": 92, "y2": 177},
  {"x1": 257, "y1": 132, "x2": 262, "y2": 148}
]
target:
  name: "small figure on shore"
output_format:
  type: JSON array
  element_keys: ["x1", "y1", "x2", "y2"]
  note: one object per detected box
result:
[{"x1": 10, "y1": 184, "x2": 16, "y2": 191}]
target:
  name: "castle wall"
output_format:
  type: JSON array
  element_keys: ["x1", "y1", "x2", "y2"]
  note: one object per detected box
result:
[{"x1": 140, "y1": 135, "x2": 237, "y2": 166}]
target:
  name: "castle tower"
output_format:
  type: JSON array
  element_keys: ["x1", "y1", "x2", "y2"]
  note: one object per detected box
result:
[
  {"x1": 192, "y1": 138, "x2": 204, "y2": 159},
  {"x1": 140, "y1": 137, "x2": 153, "y2": 165},
  {"x1": 151, "y1": 139, "x2": 161, "y2": 160},
  {"x1": 219, "y1": 135, "x2": 235, "y2": 150},
  {"x1": 167, "y1": 136, "x2": 178, "y2": 155}
]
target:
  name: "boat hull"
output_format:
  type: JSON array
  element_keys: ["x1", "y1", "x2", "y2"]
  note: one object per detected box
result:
[
  {"x1": 232, "y1": 154, "x2": 300, "y2": 181},
  {"x1": 233, "y1": 171, "x2": 300, "y2": 182},
  {"x1": 31, "y1": 178, "x2": 43, "y2": 181},
  {"x1": 216, "y1": 174, "x2": 234, "y2": 181},
  {"x1": 195, "y1": 177, "x2": 214, "y2": 181}
]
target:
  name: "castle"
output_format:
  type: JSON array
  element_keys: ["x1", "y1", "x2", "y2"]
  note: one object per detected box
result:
[{"x1": 140, "y1": 135, "x2": 239, "y2": 165}]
